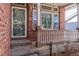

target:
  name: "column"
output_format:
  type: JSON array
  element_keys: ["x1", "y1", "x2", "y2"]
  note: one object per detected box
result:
[
  {"x1": 37, "y1": 3, "x2": 41, "y2": 29},
  {"x1": 77, "y1": 3, "x2": 79, "y2": 30}
]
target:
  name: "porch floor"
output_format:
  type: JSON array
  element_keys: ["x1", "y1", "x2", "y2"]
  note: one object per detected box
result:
[{"x1": 10, "y1": 39, "x2": 79, "y2": 56}]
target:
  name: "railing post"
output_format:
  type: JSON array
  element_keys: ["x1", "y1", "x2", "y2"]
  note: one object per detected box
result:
[
  {"x1": 49, "y1": 42, "x2": 52, "y2": 56},
  {"x1": 36, "y1": 26, "x2": 41, "y2": 48},
  {"x1": 36, "y1": 39, "x2": 38, "y2": 48},
  {"x1": 36, "y1": 26, "x2": 38, "y2": 48},
  {"x1": 36, "y1": 3, "x2": 41, "y2": 48}
]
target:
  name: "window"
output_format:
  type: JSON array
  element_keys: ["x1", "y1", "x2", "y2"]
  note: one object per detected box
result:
[
  {"x1": 33, "y1": 4, "x2": 38, "y2": 9},
  {"x1": 65, "y1": 4, "x2": 77, "y2": 30},
  {"x1": 41, "y1": 12, "x2": 52, "y2": 29},
  {"x1": 32, "y1": 4, "x2": 59, "y2": 30},
  {"x1": 53, "y1": 13, "x2": 59, "y2": 30},
  {"x1": 12, "y1": 3, "x2": 26, "y2": 7},
  {"x1": 32, "y1": 10, "x2": 38, "y2": 30},
  {"x1": 41, "y1": 5, "x2": 52, "y2": 11},
  {"x1": 53, "y1": 7, "x2": 59, "y2": 12},
  {"x1": 12, "y1": 7, "x2": 27, "y2": 38}
]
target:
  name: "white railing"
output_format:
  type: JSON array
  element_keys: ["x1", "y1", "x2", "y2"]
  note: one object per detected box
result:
[{"x1": 37, "y1": 30, "x2": 79, "y2": 44}]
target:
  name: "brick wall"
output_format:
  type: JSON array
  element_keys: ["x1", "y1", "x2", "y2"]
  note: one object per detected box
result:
[
  {"x1": 59, "y1": 6, "x2": 65, "y2": 30},
  {"x1": 0, "y1": 3, "x2": 11, "y2": 56},
  {"x1": 27, "y1": 4, "x2": 37, "y2": 41}
]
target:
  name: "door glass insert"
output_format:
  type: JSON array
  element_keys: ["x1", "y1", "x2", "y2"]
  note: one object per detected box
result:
[{"x1": 12, "y1": 7, "x2": 26, "y2": 37}]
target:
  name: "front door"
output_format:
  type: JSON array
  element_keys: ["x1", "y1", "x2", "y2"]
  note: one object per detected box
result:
[{"x1": 12, "y1": 7, "x2": 27, "y2": 38}]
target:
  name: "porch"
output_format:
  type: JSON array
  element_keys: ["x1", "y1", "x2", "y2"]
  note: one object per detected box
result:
[
  {"x1": 9, "y1": 4, "x2": 79, "y2": 55},
  {"x1": 11, "y1": 30, "x2": 79, "y2": 56},
  {"x1": 7, "y1": 3, "x2": 79, "y2": 56},
  {"x1": 1, "y1": 3, "x2": 79, "y2": 56}
]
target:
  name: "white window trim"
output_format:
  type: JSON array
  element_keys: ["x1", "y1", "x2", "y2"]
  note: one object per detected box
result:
[
  {"x1": 12, "y1": 6, "x2": 27, "y2": 38},
  {"x1": 40, "y1": 11, "x2": 53, "y2": 30}
]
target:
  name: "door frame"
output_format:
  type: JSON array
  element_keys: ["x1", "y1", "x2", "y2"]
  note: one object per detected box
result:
[{"x1": 12, "y1": 6, "x2": 27, "y2": 38}]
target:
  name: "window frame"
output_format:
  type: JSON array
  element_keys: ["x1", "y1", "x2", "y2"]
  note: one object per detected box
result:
[
  {"x1": 40, "y1": 11, "x2": 53, "y2": 30},
  {"x1": 12, "y1": 6, "x2": 27, "y2": 38},
  {"x1": 32, "y1": 4, "x2": 59, "y2": 30}
]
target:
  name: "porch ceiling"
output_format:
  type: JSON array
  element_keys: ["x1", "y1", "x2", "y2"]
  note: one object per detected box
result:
[{"x1": 43, "y1": 3, "x2": 73, "y2": 7}]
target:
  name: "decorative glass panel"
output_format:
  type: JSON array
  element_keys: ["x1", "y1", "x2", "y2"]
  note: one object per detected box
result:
[
  {"x1": 12, "y1": 7, "x2": 26, "y2": 37},
  {"x1": 53, "y1": 7, "x2": 59, "y2": 12},
  {"x1": 41, "y1": 5, "x2": 52, "y2": 11},
  {"x1": 33, "y1": 4, "x2": 38, "y2": 9},
  {"x1": 53, "y1": 14, "x2": 59, "y2": 30},
  {"x1": 12, "y1": 3, "x2": 26, "y2": 7},
  {"x1": 41, "y1": 12, "x2": 52, "y2": 29},
  {"x1": 32, "y1": 10, "x2": 37, "y2": 30}
]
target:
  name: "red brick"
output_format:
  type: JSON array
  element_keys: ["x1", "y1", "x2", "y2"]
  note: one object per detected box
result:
[
  {"x1": 59, "y1": 6, "x2": 65, "y2": 30},
  {"x1": 0, "y1": 3, "x2": 11, "y2": 56},
  {"x1": 27, "y1": 4, "x2": 37, "y2": 41}
]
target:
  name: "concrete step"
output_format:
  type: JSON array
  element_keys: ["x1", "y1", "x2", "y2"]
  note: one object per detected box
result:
[
  {"x1": 36, "y1": 46, "x2": 50, "y2": 56},
  {"x1": 10, "y1": 39, "x2": 50, "y2": 56},
  {"x1": 11, "y1": 45, "x2": 50, "y2": 56},
  {"x1": 10, "y1": 39, "x2": 38, "y2": 56},
  {"x1": 11, "y1": 39, "x2": 32, "y2": 49},
  {"x1": 10, "y1": 45, "x2": 38, "y2": 56}
]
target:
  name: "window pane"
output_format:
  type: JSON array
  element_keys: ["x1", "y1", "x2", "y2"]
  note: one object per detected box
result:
[
  {"x1": 13, "y1": 7, "x2": 26, "y2": 37},
  {"x1": 41, "y1": 13, "x2": 52, "y2": 29},
  {"x1": 32, "y1": 10, "x2": 37, "y2": 30},
  {"x1": 53, "y1": 14, "x2": 59, "y2": 30}
]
